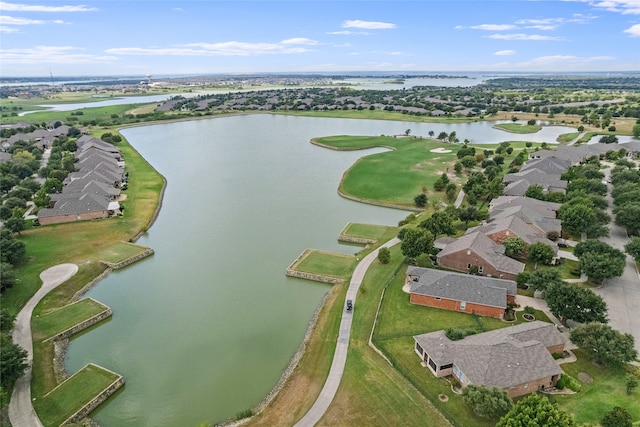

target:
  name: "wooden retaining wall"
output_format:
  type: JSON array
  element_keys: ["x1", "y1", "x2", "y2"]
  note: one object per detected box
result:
[{"x1": 61, "y1": 364, "x2": 125, "y2": 426}]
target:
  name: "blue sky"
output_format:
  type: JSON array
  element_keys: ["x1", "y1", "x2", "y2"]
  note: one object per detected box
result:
[{"x1": 1, "y1": 0, "x2": 639, "y2": 77}]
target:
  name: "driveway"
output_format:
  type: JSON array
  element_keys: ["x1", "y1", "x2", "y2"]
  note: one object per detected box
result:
[{"x1": 9, "y1": 263, "x2": 79, "y2": 427}]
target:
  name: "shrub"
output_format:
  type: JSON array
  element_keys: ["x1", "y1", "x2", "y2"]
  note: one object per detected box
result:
[{"x1": 445, "y1": 327, "x2": 477, "y2": 341}]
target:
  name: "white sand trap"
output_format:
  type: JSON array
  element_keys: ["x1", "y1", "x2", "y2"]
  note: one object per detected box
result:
[{"x1": 430, "y1": 147, "x2": 452, "y2": 153}]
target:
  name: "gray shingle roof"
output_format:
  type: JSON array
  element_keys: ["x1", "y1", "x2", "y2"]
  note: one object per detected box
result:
[
  {"x1": 408, "y1": 266, "x2": 517, "y2": 308},
  {"x1": 414, "y1": 321, "x2": 564, "y2": 389}
]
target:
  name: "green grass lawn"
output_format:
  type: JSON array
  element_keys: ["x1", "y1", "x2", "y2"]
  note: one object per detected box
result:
[
  {"x1": 371, "y1": 257, "x2": 554, "y2": 427},
  {"x1": 554, "y1": 349, "x2": 640, "y2": 425},
  {"x1": 557, "y1": 132, "x2": 581, "y2": 143},
  {"x1": 341, "y1": 223, "x2": 398, "y2": 242},
  {"x1": 34, "y1": 364, "x2": 121, "y2": 427},
  {"x1": 32, "y1": 298, "x2": 109, "y2": 341},
  {"x1": 493, "y1": 123, "x2": 542, "y2": 133},
  {"x1": 314, "y1": 135, "x2": 458, "y2": 207},
  {"x1": 294, "y1": 250, "x2": 357, "y2": 281},
  {"x1": 95, "y1": 241, "x2": 151, "y2": 264}
]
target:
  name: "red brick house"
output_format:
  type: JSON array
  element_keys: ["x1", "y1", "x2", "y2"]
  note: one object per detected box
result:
[
  {"x1": 407, "y1": 267, "x2": 517, "y2": 319},
  {"x1": 413, "y1": 321, "x2": 564, "y2": 397},
  {"x1": 435, "y1": 231, "x2": 525, "y2": 281}
]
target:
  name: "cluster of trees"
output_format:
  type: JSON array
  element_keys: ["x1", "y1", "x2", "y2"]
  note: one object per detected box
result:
[
  {"x1": 558, "y1": 159, "x2": 611, "y2": 238},
  {"x1": 610, "y1": 160, "x2": 640, "y2": 236},
  {"x1": 574, "y1": 239, "x2": 626, "y2": 283},
  {"x1": 503, "y1": 237, "x2": 556, "y2": 265}
]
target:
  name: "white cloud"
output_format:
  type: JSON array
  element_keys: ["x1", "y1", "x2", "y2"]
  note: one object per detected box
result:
[
  {"x1": 470, "y1": 24, "x2": 517, "y2": 31},
  {"x1": 0, "y1": 15, "x2": 44, "y2": 25},
  {"x1": 487, "y1": 33, "x2": 563, "y2": 40},
  {"x1": 623, "y1": 23, "x2": 640, "y2": 35},
  {"x1": 281, "y1": 38, "x2": 318, "y2": 45},
  {"x1": 0, "y1": 45, "x2": 116, "y2": 64},
  {"x1": 494, "y1": 50, "x2": 517, "y2": 56},
  {"x1": 0, "y1": 25, "x2": 18, "y2": 32},
  {"x1": 525, "y1": 25, "x2": 557, "y2": 30},
  {"x1": 0, "y1": 1, "x2": 97, "y2": 12},
  {"x1": 579, "y1": 0, "x2": 640, "y2": 15},
  {"x1": 106, "y1": 39, "x2": 317, "y2": 57},
  {"x1": 342, "y1": 20, "x2": 396, "y2": 30}
]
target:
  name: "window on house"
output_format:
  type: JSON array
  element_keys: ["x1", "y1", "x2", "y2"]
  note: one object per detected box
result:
[
  {"x1": 524, "y1": 382, "x2": 529, "y2": 388},
  {"x1": 435, "y1": 297, "x2": 441, "y2": 300},
  {"x1": 478, "y1": 265, "x2": 484, "y2": 273},
  {"x1": 416, "y1": 342, "x2": 424, "y2": 355},
  {"x1": 441, "y1": 364, "x2": 453, "y2": 370},
  {"x1": 467, "y1": 263, "x2": 472, "y2": 269},
  {"x1": 428, "y1": 358, "x2": 437, "y2": 372},
  {"x1": 460, "y1": 301, "x2": 467, "y2": 310}
]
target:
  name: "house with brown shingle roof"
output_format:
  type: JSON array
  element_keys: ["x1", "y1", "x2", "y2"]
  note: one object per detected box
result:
[
  {"x1": 436, "y1": 231, "x2": 525, "y2": 281},
  {"x1": 413, "y1": 321, "x2": 564, "y2": 397}
]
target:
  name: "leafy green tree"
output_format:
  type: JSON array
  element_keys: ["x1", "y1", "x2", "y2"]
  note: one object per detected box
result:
[
  {"x1": 461, "y1": 384, "x2": 513, "y2": 419},
  {"x1": 496, "y1": 394, "x2": 575, "y2": 427},
  {"x1": 633, "y1": 124, "x2": 640, "y2": 138},
  {"x1": 459, "y1": 206, "x2": 480, "y2": 227},
  {"x1": 4, "y1": 217, "x2": 25, "y2": 236},
  {"x1": 503, "y1": 237, "x2": 526, "y2": 258},
  {"x1": 559, "y1": 203, "x2": 609, "y2": 238},
  {"x1": 579, "y1": 251, "x2": 626, "y2": 283},
  {"x1": 460, "y1": 155, "x2": 476, "y2": 169},
  {"x1": 0, "y1": 229, "x2": 26, "y2": 265},
  {"x1": 454, "y1": 162, "x2": 463, "y2": 174},
  {"x1": 624, "y1": 237, "x2": 640, "y2": 261},
  {"x1": 524, "y1": 268, "x2": 564, "y2": 292},
  {"x1": 601, "y1": 406, "x2": 632, "y2": 427},
  {"x1": 570, "y1": 323, "x2": 637, "y2": 367},
  {"x1": 419, "y1": 212, "x2": 455, "y2": 237},
  {"x1": 524, "y1": 185, "x2": 545, "y2": 200},
  {"x1": 0, "y1": 335, "x2": 28, "y2": 396},
  {"x1": 377, "y1": 247, "x2": 391, "y2": 264},
  {"x1": 433, "y1": 173, "x2": 450, "y2": 191},
  {"x1": 0, "y1": 263, "x2": 16, "y2": 292},
  {"x1": 614, "y1": 202, "x2": 640, "y2": 236},
  {"x1": 527, "y1": 242, "x2": 555, "y2": 265},
  {"x1": 399, "y1": 228, "x2": 434, "y2": 259},
  {"x1": 545, "y1": 281, "x2": 608, "y2": 325},
  {"x1": 445, "y1": 182, "x2": 457, "y2": 202},
  {"x1": 414, "y1": 193, "x2": 428, "y2": 208},
  {"x1": 43, "y1": 177, "x2": 63, "y2": 194}
]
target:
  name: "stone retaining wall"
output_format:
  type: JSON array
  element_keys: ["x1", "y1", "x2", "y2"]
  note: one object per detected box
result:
[
  {"x1": 337, "y1": 234, "x2": 377, "y2": 246},
  {"x1": 61, "y1": 364, "x2": 125, "y2": 426},
  {"x1": 285, "y1": 268, "x2": 343, "y2": 284},
  {"x1": 44, "y1": 299, "x2": 112, "y2": 343},
  {"x1": 285, "y1": 249, "x2": 344, "y2": 284},
  {"x1": 101, "y1": 247, "x2": 154, "y2": 270}
]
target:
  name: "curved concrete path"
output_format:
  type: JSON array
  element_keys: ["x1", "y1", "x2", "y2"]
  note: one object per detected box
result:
[
  {"x1": 9, "y1": 263, "x2": 79, "y2": 427},
  {"x1": 294, "y1": 238, "x2": 400, "y2": 427}
]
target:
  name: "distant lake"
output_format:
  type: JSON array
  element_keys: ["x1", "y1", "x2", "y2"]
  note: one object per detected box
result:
[{"x1": 64, "y1": 115, "x2": 581, "y2": 426}]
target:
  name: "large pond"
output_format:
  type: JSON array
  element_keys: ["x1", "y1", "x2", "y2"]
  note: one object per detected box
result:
[{"x1": 65, "y1": 115, "x2": 578, "y2": 426}]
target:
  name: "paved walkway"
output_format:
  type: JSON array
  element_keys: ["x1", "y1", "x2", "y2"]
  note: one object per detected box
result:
[
  {"x1": 293, "y1": 238, "x2": 400, "y2": 427},
  {"x1": 9, "y1": 263, "x2": 79, "y2": 427}
]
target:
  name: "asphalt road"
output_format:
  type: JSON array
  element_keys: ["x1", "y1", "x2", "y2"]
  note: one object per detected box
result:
[{"x1": 9, "y1": 263, "x2": 79, "y2": 427}]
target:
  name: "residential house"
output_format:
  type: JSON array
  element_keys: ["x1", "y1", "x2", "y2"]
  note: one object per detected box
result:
[
  {"x1": 435, "y1": 231, "x2": 525, "y2": 281},
  {"x1": 413, "y1": 321, "x2": 564, "y2": 397},
  {"x1": 407, "y1": 267, "x2": 517, "y2": 319}
]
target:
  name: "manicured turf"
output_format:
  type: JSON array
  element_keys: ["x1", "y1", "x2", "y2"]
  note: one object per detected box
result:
[
  {"x1": 34, "y1": 364, "x2": 120, "y2": 427},
  {"x1": 342, "y1": 223, "x2": 398, "y2": 242},
  {"x1": 314, "y1": 135, "x2": 459, "y2": 207},
  {"x1": 493, "y1": 123, "x2": 542, "y2": 133},
  {"x1": 32, "y1": 298, "x2": 109, "y2": 341},
  {"x1": 553, "y1": 349, "x2": 640, "y2": 425},
  {"x1": 295, "y1": 250, "x2": 357, "y2": 281},
  {"x1": 94, "y1": 241, "x2": 151, "y2": 264}
]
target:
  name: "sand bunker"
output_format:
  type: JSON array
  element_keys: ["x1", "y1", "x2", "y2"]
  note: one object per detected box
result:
[{"x1": 430, "y1": 147, "x2": 453, "y2": 153}]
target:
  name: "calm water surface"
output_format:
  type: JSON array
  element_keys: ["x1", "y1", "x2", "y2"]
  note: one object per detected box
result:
[{"x1": 65, "y1": 115, "x2": 575, "y2": 426}]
